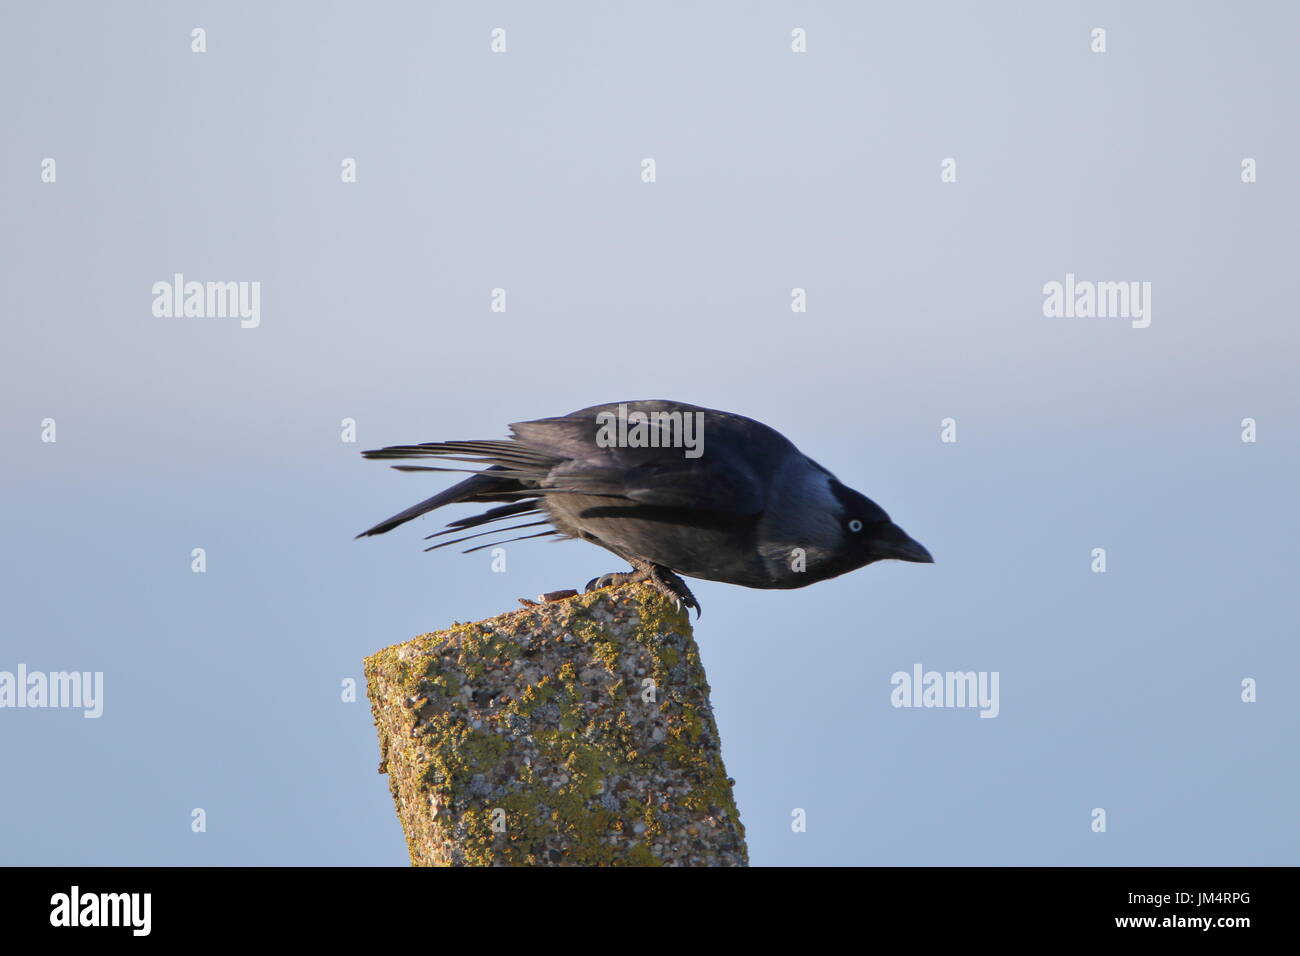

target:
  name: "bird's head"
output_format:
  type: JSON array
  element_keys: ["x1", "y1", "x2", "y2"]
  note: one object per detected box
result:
[{"x1": 829, "y1": 481, "x2": 934, "y2": 568}]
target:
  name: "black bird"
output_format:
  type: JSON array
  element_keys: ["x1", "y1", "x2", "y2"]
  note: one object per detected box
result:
[{"x1": 356, "y1": 400, "x2": 932, "y2": 614}]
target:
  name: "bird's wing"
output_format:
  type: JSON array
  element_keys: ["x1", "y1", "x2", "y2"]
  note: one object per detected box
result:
[{"x1": 509, "y1": 404, "x2": 775, "y2": 515}]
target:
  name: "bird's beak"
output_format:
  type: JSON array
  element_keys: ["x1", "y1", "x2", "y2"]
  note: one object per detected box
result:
[{"x1": 873, "y1": 523, "x2": 934, "y2": 564}]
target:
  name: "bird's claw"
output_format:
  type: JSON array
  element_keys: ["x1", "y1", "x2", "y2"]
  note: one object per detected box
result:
[
  {"x1": 584, "y1": 571, "x2": 639, "y2": 593},
  {"x1": 584, "y1": 566, "x2": 701, "y2": 618},
  {"x1": 646, "y1": 567, "x2": 702, "y2": 619}
]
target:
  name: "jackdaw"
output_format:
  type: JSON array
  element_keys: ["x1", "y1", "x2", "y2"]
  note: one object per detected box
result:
[{"x1": 356, "y1": 400, "x2": 932, "y2": 614}]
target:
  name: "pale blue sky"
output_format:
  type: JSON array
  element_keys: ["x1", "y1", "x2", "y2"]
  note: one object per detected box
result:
[{"x1": 2, "y1": 1, "x2": 1296, "y2": 865}]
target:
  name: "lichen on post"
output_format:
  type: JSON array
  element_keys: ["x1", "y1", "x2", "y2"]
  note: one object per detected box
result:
[{"x1": 364, "y1": 584, "x2": 748, "y2": 866}]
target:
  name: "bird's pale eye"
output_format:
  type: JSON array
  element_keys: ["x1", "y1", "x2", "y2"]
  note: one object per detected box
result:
[{"x1": 848, "y1": 519, "x2": 863, "y2": 532}]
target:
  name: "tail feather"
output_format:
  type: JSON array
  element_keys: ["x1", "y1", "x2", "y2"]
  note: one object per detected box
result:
[
  {"x1": 461, "y1": 530, "x2": 558, "y2": 553},
  {"x1": 429, "y1": 501, "x2": 540, "y2": 537},
  {"x1": 423, "y1": 519, "x2": 551, "y2": 552},
  {"x1": 355, "y1": 471, "x2": 523, "y2": 538},
  {"x1": 357, "y1": 438, "x2": 566, "y2": 541}
]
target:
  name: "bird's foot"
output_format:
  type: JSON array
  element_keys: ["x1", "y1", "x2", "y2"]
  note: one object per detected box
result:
[
  {"x1": 646, "y1": 566, "x2": 702, "y2": 618},
  {"x1": 584, "y1": 566, "x2": 701, "y2": 618}
]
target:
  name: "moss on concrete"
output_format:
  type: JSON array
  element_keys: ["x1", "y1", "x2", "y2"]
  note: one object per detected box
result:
[{"x1": 364, "y1": 584, "x2": 747, "y2": 866}]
